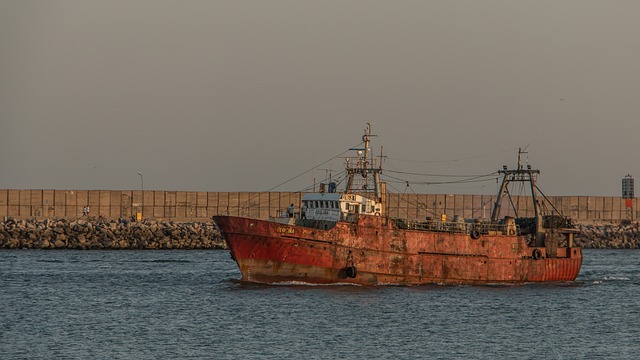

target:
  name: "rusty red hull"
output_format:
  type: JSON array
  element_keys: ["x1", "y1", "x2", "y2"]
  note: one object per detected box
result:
[{"x1": 214, "y1": 215, "x2": 583, "y2": 285}]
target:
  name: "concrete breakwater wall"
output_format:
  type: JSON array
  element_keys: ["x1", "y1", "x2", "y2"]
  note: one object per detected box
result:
[
  {"x1": 0, "y1": 217, "x2": 226, "y2": 250},
  {"x1": 1, "y1": 189, "x2": 639, "y2": 224}
]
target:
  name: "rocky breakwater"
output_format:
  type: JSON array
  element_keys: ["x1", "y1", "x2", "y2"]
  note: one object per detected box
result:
[
  {"x1": 574, "y1": 223, "x2": 640, "y2": 249},
  {"x1": 0, "y1": 217, "x2": 226, "y2": 250}
]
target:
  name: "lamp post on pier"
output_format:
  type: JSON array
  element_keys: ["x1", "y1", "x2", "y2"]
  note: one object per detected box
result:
[
  {"x1": 137, "y1": 171, "x2": 144, "y2": 220},
  {"x1": 137, "y1": 171, "x2": 144, "y2": 192}
]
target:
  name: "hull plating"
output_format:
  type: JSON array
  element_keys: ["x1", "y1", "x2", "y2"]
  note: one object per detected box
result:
[{"x1": 215, "y1": 215, "x2": 583, "y2": 285}]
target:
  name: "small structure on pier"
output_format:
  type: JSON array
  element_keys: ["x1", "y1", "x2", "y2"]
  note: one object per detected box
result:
[{"x1": 622, "y1": 174, "x2": 634, "y2": 222}]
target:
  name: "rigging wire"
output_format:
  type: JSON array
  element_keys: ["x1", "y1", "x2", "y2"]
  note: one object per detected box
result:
[
  {"x1": 381, "y1": 172, "x2": 499, "y2": 186},
  {"x1": 384, "y1": 169, "x2": 497, "y2": 178},
  {"x1": 230, "y1": 145, "x2": 362, "y2": 212},
  {"x1": 227, "y1": 170, "x2": 350, "y2": 216},
  {"x1": 534, "y1": 185, "x2": 564, "y2": 217},
  {"x1": 384, "y1": 178, "x2": 499, "y2": 220},
  {"x1": 224, "y1": 140, "x2": 560, "y2": 221},
  {"x1": 386, "y1": 148, "x2": 517, "y2": 164},
  {"x1": 264, "y1": 142, "x2": 363, "y2": 193},
  {"x1": 403, "y1": 181, "x2": 437, "y2": 217}
]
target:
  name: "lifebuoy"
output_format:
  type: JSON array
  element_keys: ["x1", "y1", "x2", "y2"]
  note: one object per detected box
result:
[
  {"x1": 374, "y1": 211, "x2": 381, "y2": 216},
  {"x1": 470, "y1": 228, "x2": 481, "y2": 240},
  {"x1": 346, "y1": 265, "x2": 358, "y2": 278},
  {"x1": 508, "y1": 229, "x2": 516, "y2": 236},
  {"x1": 532, "y1": 249, "x2": 542, "y2": 260}
]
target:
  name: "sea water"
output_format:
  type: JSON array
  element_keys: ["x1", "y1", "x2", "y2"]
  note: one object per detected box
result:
[{"x1": 1, "y1": 249, "x2": 639, "y2": 359}]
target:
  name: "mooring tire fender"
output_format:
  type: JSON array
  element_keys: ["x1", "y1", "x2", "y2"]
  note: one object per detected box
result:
[
  {"x1": 346, "y1": 265, "x2": 357, "y2": 278},
  {"x1": 470, "y1": 228, "x2": 481, "y2": 240},
  {"x1": 532, "y1": 248, "x2": 542, "y2": 260}
]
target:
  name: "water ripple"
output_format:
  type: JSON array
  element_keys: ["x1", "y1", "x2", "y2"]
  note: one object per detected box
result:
[{"x1": 1, "y1": 249, "x2": 639, "y2": 359}]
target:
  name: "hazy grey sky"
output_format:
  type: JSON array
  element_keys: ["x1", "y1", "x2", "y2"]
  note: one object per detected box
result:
[{"x1": 1, "y1": 1, "x2": 639, "y2": 196}]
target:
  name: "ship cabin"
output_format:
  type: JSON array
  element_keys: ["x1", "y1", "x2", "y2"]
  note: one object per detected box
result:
[{"x1": 301, "y1": 192, "x2": 382, "y2": 222}]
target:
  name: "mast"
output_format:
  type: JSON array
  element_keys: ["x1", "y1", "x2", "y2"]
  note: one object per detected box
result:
[
  {"x1": 529, "y1": 163, "x2": 544, "y2": 246},
  {"x1": 491, "y1": 167, "x2": 509, "y2": 221},
  {"x1": 345, "y1": 123, "x2": 382, "y2": 201},
  {"x1": 491, "y1": 149, "x2": 543, "y2": 243}
]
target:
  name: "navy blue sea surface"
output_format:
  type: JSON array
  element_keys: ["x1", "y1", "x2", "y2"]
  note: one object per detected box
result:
[{"x1": 1, "y1": 249, "x2": 639, "y2": 359}]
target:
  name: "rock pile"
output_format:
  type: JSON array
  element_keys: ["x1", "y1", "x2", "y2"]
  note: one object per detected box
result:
[
  {"x1": 3, "y1": 217, "x2": 638, "y2": 250},
  {"x1": 0, "y1": 217, "x2": 226, "y2": 250},
  {"x1": 574, "y1": 223, "x2": 640, "y2": 249}
]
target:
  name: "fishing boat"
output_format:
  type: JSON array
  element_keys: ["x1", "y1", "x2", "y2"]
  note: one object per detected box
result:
[{"x1": 214, "y1": 125, "x2": 582, "y2": 285}]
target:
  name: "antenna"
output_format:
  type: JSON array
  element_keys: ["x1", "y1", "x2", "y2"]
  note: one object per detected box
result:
[{"x1": 517, "y1": 147, "x2": 529, "y2": 170}]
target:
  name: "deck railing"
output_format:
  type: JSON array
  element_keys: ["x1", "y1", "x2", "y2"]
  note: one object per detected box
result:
[{"x1": 394, "y1": 218, "x2": 520, "y2": 236}]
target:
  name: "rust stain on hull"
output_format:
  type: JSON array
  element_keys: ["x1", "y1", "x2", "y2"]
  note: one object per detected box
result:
[{"x1": 215, "y1": 215, "x2": 583, "y2": 286}]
